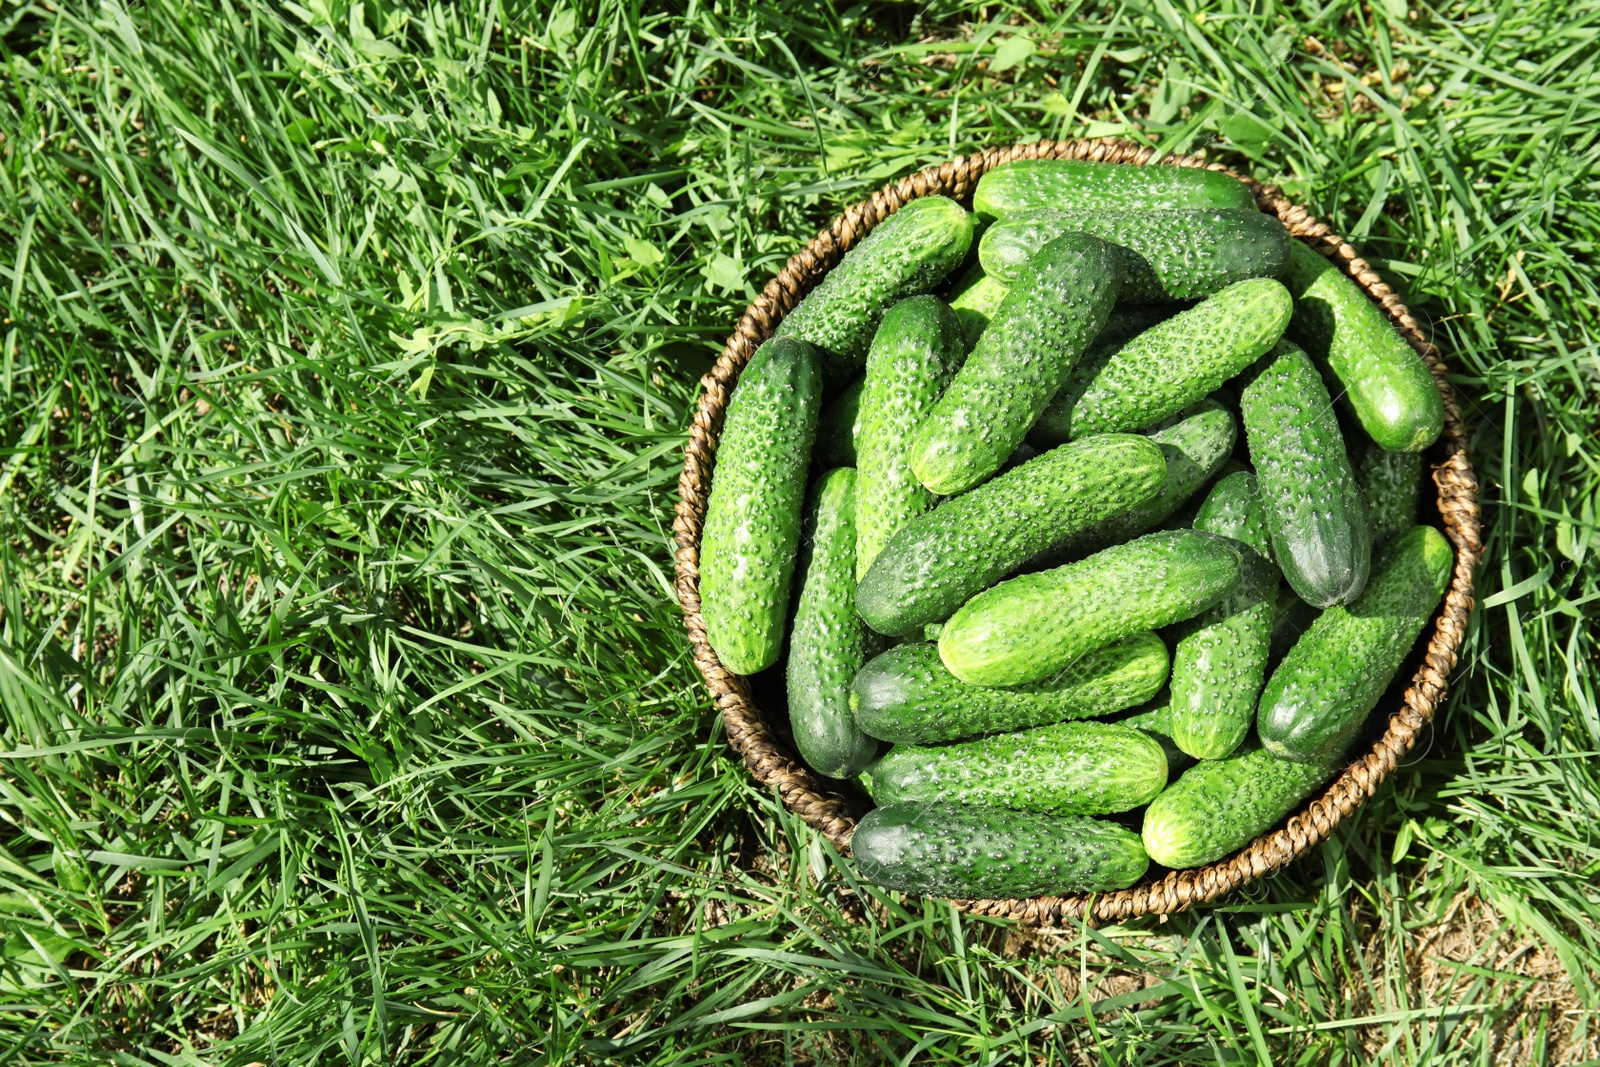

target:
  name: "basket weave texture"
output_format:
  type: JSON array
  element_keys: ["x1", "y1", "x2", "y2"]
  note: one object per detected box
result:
[{"x1": 672, "y1": 138, "x2": 1482, "y2": 924}]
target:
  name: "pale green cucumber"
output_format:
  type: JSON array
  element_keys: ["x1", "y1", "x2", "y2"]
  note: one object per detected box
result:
[
  {"x1": 1169, "y1": 472, "x2": 1280, "y2": 760},
  {"x1": 908, "y1": 232, "x2": 1121, "y2": 495},
  {"x1": 947, "y1": 265, "x2": 1009, "y2": 348},
  {"x1": 700, "y1": 337, "x2": 823, "y2": 674},
  {"x1": 856, "y1": 433, "x2": 1166, "y2": 637},
  {"x1": 869, "y1": 720, "x2": 1167, "y2": 816},
  {"x1": 1030, "y1": 304, "x2": 1185, "y2": 448},
  {"x1": 774, "y1": 196, "x2": 974, "y2": 378},
  {"x1": 973, "y1": 159, "x2": 1256, "y2": 217},
  {"x1": 939, "y1": 530, "x2": 1242, "y2": 687},
  {"x1": 1142, "y1": 745, "x2": 1347, "y2": 868},
  {"x1": 1048, "y1": 279, "x2": 1292, "y2": 439},
  {"x1": 855, "y1": 297, "x2": 966, "y2": 579},
  {"x1": 1284, "y1": 241, "x2": 1444, "y2": 453}
]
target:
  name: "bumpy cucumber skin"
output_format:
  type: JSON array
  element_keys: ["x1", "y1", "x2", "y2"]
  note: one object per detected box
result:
[
  {"x1": 1284, "y1": 241, "x2": 1444, "y2": 453},
  {"x1": 700, "y1": 338, "x2": 823, "y2": 674},
  {"x1": 850, "y1": 633, "x2": 1169, "y2": 744},
  {"x1": 774, "y1": 197, "x2": 974, "y2": 378},
  {"x1": 1142, "y1": 745, "x2": 1346, "y2": 868},
  {"x1": 981, "y1": 209, "x2": 1290, "y2": 302},
  {"x1": 787, "y1": 469, "x2": 882, "y2": 778},
  {"x1": 1031, "y1": 304, "x2": 1185, "y2": 447},
  {"x1": 870, "y1": 720, "x2": 1167, "y2": 816},
  {"x1": 814, "y1": 377, "x2": 863, "y2": 469},
  {"x1": 1037, "y1": 400, "x2": 1237, "y2": 565},
  {"x1": 947, "y1": 266, "x2": 1010, "y2": 349},
  {"x1": 973, "y1": 159, "x2": 1257, "y2": 218},
  {"x1": 856, "y1": 434, "x2": 1166, "y2": 637},
  {"x1": 855, "y1": 297, "x2": 967, "y2": 580},
  {"x1": 1258, "y1": 525, "x2": 1453, "y2": 762},
  {"x1": 1055, "y1": 279, "x2": 1293, "y2": 440},
  {"x1": 851, "y1": 802, "x2": 1150, "y2": 898},
  {"x1": 1242, "y1": 342, "x2": 1371, "y2": 608},
  {"x1": 1355, "y1": 445, "x2": 1423, "y2": 550},
  {"x1": 1114, "y1": 696, "x2": 1194, "y2": 776},
  {"x1": 1192, "y1": 470, "x2": 1275, "y2": 559},
  {"x1": 940, "y1": 530, "x2": 1242, "y2": 687},
  {"x1": 908, "y1": 233, "x2": 1121, "y2": 496},
  {"x1": 1170, "y1": 472, "x2": 1280, "y2": 761}
]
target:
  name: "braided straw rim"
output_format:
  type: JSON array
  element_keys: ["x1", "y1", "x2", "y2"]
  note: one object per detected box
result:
[{"x1": 673, "y1": 138, "x2": 1481, "y2": 924}]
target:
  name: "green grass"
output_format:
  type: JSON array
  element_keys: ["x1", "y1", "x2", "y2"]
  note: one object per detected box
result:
[{"x1": 0, "y1": 0, "x2": 1596, "y2": 1062}]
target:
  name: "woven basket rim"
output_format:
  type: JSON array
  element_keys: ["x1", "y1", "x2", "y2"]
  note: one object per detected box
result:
[{"x1": 672, "y1": 137, "x2": 1482, "y2": 925}]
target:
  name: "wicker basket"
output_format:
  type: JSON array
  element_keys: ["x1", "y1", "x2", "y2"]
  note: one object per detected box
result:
[{"x1": 673, "y1": 138, "x2": 1482, "y2": 924}]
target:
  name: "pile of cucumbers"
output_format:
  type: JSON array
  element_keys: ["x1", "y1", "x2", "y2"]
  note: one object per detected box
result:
[{"x1": 698, "y1": 159, "x2": 1454, "y2": 901}]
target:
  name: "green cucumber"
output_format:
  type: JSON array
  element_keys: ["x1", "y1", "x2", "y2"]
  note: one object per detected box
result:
[
  {"x1": 1034, "y1": 400, "x2": 1237, "y2": 566},
  {"x1": 1169, "y1": 472, "x2": 1280, "y2": 761},
  {"x1": 1284, "y1": 241, "x2": 1444, "y2": 453},
  {"x1": 1242, "y1": 341, "x2": 1371, "y2": 608},
  {"x1": 1114, "y1": 696, "x2": 1194, "y2": 776},
  {"x1": 869, "y1": 720, "x2": 1167, "y2": 816},
  {"x1": 1030, "y1": 304, "x2": 1185, "y2": 447},
  {"x1": 850, "y1": 633, "x2": 1169, "y2": 744},
  {"x1": 1258, "y1": 525, "x2": 1453, "y2": 762},
  {"x1": 1142, "y1": 745, "x2": 1346, "y2": 868},
  {"x1": 814, "y1": 377, "x2": 863, "y2": 469},
  {"x1": 856, "y1": 434, "x2": 1166, "y2": 637},
  {"x1": 700, "y1": 337, "x2": 823, "y2": 674},
  {"x1": 1046, "y1": 279, "x2": 1292, "y2": 439},
  {"x1": 1355, "y1": 445, "x2": 1423, "y2": 551},
  {"x1": 1268, "y1": 585, "x2": 1319, "y2": 663},
  {"x1": 774, "y1": 196, "x2": 974, "y2": 379},
  {"x1": 855, "y1": 297, "x2": 966, "y2": 579},
  {"x1": 939, "y1": 530, "x2": 1242, "y2": 687},
  {"x1": 973, "y1": 159, "x2": 1256, "y2": 218},
  {"x1": 908, "y1": 232, "x2": 1121, "y2": 495},
  {"x1": 981, "y1": 209, "x2": 1290, "y2": 303},
  {"x1": 947, "y1": 265, "x2": 1009, "y2": 348},
  {"x1": 787, "y1": 468, "x2": 882, "y2": 778},
  {"x1": 851, "y1": 802, "x2": 1149, "y2": 897}
]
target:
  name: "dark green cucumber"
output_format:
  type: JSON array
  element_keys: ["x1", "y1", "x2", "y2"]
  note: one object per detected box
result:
[
  {"x1": 869, "y1": 720, "x2": 1167, "y2": 816},
  {"x1": 1114, "y1": 696, "x2": 1194, "y2": 775},
  {"x1": 947, "y1": 265, "x2": 1009, "y2": 349},
  {"x1": 1169, "y1": 472, "x2": 1280, "y2": 761},
  {"x1": 1045, "y1": 279, "x2": 1291, "y2": 440},
  {"x1": 1258, "y1": 525, "x2": 1452, "y2": 762},
  {"x1": 908, "y1": 232, "x2": 1121, "y2": 495},
  {"x1": 774, "y1": 196, "x2": 974, "y2": 378},
  {"x1": 700, "y1": 337, "x2": 823, "y2": 674},
  {"x1": 850, "y1": 633, "x2": 1169, "y2": 744},
  {"x1": 1355, "y1": 445, "x2": 1423, "y2": 551},
  {"x1": 851, "y1": 802, "x2": 1149, "y2": 897},
  {"x1": 1036, "y1": 400, "x2": 1236, "y2": 565},
  {"x1": 1242, "y1": 341, "x2": 1371, "y2": 608},
  {"x1": 857, "y1": 434, "x2": 1166, "y2": 637},
  {"x1": 814, "y1": 377, "x2": 863, "y2": 469},
  {"x1": 1284, "y1": 241, "x2": 1444, "y2": 453},
  {"x1": 1030, "y1": 304, "x2": 1184, "y2": 447},
  {"x1": 855, "y1": 297, "x2": 966, "y2": 579},
  {"x1": 1142, "y1": 745, "x2": 1346, "y2": 868},
  {"x1": 787, "y1": 469, "x2": 882, "y2": 778},
  {"x1": 973, "y1": 159, "x2": 1256, "y2": 218},
  {"x1": 1268, "y1": 585, "x2": 1319, "y2": 663},
  {"x1": 939, "y1": 530, "x2": 1242, "y2": 687},
  {"x1": 981, "y1": 209, "x2": 1290, "y2": 303}
]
